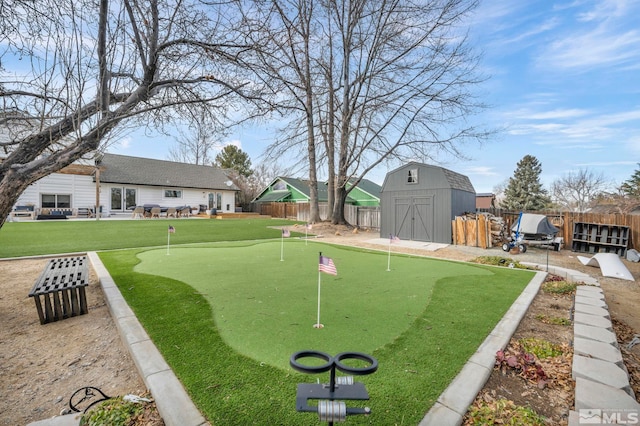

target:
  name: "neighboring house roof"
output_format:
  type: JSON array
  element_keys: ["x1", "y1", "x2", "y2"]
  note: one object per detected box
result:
[
  {"x1": 253, "y1": 176, "x2": 381, "y2": 204},
  {"x1": 347, "y1": 178, "x2": 381, "y2": 199},
  {"x1": 98, "y1": 153, "x2": 239, "y2": 191}
]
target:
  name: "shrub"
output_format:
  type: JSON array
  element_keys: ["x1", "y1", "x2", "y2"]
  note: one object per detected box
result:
[
  {"x1": 466, "y1": 397, "x2": 546, "y2": 425},
  {"x1": 79, "y1": 397, "x2": 143, "y2": 426},
  {"x1": 519, "y1": 337, "x2": 564, "y2": 359},
  {"x1": 471, "y1": 256, "x2": 530, "y2": 269}
]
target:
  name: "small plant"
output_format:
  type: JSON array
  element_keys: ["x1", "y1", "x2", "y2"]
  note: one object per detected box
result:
[
  {"x1": 535, "y1": 313, "x2": 571, "y2": 326},
  {"x1": 542, "y1": 279, "x2": 576, "y2": 294},
  {"x1": 519, "y1": 337, "x2": 564, "y2": 359},
  {"x1": 79, "y1": 397, "x2": 143, "y2": 426},
  {"x1": 471, "y1": 256, "x2": 530, "y2": 269},
  {"x1": 466, "y1": 397, "x2": 546, "y2": 425},
  {"x1": 495, "y1": 341, "x2": 549, "y2": 388}
]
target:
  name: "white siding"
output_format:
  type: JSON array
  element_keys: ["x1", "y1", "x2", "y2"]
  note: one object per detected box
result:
[
  {"x1": 15, "y1": 172, "x2": 237, "y2": 216},
  {"x1": 15, "y1": 173, "x2": 95, "y2": 209}
]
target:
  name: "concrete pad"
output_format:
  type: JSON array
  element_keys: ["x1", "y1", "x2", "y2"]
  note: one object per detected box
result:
[
  {"x1": 573, "y1": 355, "x2": 630, "y2": 391},
  {"x1": 419, "y1": 402, "x2": 463, "y2": 426},
  {"x1": 573, "y1": 303, "x2": 610, "y2": 319},
  {"x1": 574, "y1": 336, "x2": 623, "y2": 364},
  {"x1": 575, "y1": 294, "x2": 607, "y2": 308},
  {"x1": 573, "y1": 311, "x2": 612, "y2": 329},
  {"x1": 574, "y1": 377, "x2": 640, "y2": 410},
  {"x1": 574, "y1": 323, "x2": 618, "y2": 344}
]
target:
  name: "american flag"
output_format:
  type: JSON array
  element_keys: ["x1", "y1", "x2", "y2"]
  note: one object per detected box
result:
[
  {"x1": 390, "y1": 234, "x2": 400, "y2": 243},
  {"x1": 282, "y1": 228, "x2": 290, "y2": 237},
  {"x1": 319, "y1": 255, "x2": 337, "y2": 275},
  {"x1": 168, "y1": 225, "x2": 176, "y2": 233}
]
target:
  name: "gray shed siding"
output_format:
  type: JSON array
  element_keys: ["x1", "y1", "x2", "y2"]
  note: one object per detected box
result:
[{"x1": 380, "y1": 163, "x2": 475, "y2": 243}]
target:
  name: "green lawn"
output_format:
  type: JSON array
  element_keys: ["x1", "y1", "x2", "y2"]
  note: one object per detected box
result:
[
  {"x1": 1, "y1": 219, "x2": 535, "y2": 424},
  {"x1": 0, "y1": 218, "x2": 294, "y2": 258}
]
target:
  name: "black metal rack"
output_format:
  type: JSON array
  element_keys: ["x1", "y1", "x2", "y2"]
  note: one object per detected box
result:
[{"x1": 571, "y1": 222, "x2": 629, "y2": 256}]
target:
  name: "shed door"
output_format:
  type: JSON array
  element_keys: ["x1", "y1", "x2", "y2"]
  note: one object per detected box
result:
[{"x1": 394, "y1": 196, "x2": 434, "y2": 241}]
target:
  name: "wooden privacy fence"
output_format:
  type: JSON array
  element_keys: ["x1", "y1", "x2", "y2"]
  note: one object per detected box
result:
[
  {"x1": 257, "y1": 202, "x2": 299, "y2": 219},
  {"x1": 258, "y1": 202, "x2": 381, "y2": 230},
  {"x1": 465, "y1": 209, "x2": 639, "y2": 251}
]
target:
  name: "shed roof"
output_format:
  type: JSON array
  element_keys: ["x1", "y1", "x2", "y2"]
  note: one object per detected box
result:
[
  {"x1": 98, "y1": 153, "x2": 239, "y2": 191},
  {"x1": 382, "y1": 162, "x2": 475, "y2": 193}
]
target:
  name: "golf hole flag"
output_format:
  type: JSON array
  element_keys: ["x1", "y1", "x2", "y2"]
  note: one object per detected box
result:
[
  {"x1": 319, "y1": 254, "x2": 337, "y2": 275},
  {"x1": 282, "y1": 228, "x2": 290, "y2": 237},
  {"x1": 169, "y1": 225, "x2": 176, "y2": 233}
]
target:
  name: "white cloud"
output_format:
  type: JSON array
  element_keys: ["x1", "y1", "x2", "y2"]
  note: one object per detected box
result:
[
  {"x1": 116, "y1": 137, "x2": 131, "y2": 150},
  {"x1": 465, "y1": 166, "x2": 499, "y2": 177}
]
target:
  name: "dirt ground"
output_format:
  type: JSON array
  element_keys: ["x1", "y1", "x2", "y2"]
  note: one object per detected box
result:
[{"x1": 1, "y1": 223, "x2": 639, "y2": 425}]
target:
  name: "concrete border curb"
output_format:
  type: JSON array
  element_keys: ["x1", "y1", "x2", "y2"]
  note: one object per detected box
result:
[
  {"x1": 419, "y1": 271, "x2": 547, "y2": 425},
  {"x1": 87, "y1": 252, "x2": 208, "y2": 426}
]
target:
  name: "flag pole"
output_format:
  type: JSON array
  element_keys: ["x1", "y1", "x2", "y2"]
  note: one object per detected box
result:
[
  {"x1": 314, "y1": 251, "x2": 324, "y2": 329},
  {"x1": 280, "y1": 230, "x2": 284, "y2": 261},
  {"x1": 305, "y1": 224, "x2": 308, "y2": 246},
  {"x1": 167, "y1": 230, "x2": 171, "y2": 256},
  {"x1": 387, "y1": 237, "x2": 391, "y2": 271}
]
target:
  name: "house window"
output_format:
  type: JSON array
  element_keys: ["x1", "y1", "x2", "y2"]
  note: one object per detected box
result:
[
  {"x1": 41, "y1": 194, "x2": 71, "y2": 208},
  {"x1": 164, "y1": 189, "x2": 182, "y2": 198},
  {"x1": 273, "y1": 181, "x2": 286, "y2": 191},
  {"x1": 407, "y1": 169, "x2": 418, "y2": 184}
]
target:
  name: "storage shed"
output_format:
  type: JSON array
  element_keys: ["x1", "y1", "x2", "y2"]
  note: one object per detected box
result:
[{"x1": 380, "y1": 162, "x2": 476, "y2": 243}]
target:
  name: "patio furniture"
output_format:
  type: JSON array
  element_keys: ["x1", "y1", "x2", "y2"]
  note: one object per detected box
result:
[
  {"x1": 166, "y1": 207, "x2": 177, "y2": 218},
  {"x1": 76, "y1": 207, "x2": 93, "y2": 218},
  {"x1": 29, "y1": 256, "x2": 89, "y2": 324},
  {"x1": 9, "y1": 205, "x2": 36, "y2": 220},
  {"x1": 131, "y1": 206, "x2": 145, "y2": 219}
]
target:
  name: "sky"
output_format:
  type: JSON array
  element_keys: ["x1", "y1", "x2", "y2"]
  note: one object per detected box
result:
[{"x1": 113, "y1": 0, "x2": 640, "y2": 194}]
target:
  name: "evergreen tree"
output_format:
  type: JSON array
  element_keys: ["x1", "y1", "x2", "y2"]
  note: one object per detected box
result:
[
  {"x1": 619, "y1": 163, "x2": 640, "y2": 197},
  {"x1": 501, "y1": 155, "x2": 551, "y2": 211},
  {"x1": 214, "y1": 145, "x2": 253, "y2": 178}
]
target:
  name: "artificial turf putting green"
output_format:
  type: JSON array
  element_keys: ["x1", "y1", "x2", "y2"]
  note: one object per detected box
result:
[
  {"x1": 101, "y1": 241, "x2": 534, "y2": 424},
  {"x1": 135, "y1": 239, "x2": 497, "y2": 370}
]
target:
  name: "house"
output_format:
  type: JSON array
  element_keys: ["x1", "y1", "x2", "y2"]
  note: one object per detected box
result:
[
  {"x1": 476, "y1": 193, "x2": 496, "y2": 209},
  {"x1": 11, "y1": 153, "x2": 239, "y2": 217},
  {"x1": 379, "y1": 162, "x2": 476, "y2": 243},
  {"x1": 252, "y1": 176, "x2": 381, "y2": 206}
]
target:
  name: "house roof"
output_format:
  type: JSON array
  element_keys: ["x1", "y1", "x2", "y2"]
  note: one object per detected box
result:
[
  {"x1": 253, "y1": 176, "x2": 375, "y2": 204},
  {"x1": 257, "y1": 191, "x2": 290, "y2": 202},
  {"x1": 347, "y1": 178, "x2": 382, "y2": 199},
  {"x1": 98, "y1": 153, "x2": 239, "y2": 191}
]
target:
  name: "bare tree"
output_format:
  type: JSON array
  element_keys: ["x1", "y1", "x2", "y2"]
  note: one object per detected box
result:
[
  {"x1": 168, "y1": 117, "x2": 221, "y2": 166},
  {"x1": 240, "y1": 0, "x2": 324, "y2": 222},
  {"x1": 230, "y1": 159, "x2": 292, "y2": 211},
  {"x1": 0, "y1": 0, "x2": 266, "y2": 228},
  {"x1": 242, "y1": 0, "x2": 489, "y2": 224},
  {"x1": 551, "y1": 168, "x2": 610, "y2": 212}
]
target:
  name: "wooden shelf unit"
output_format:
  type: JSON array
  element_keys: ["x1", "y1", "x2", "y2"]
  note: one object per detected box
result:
[{"x1": 571, "y1": 222, "x2": 629, "y2": 256}]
